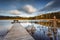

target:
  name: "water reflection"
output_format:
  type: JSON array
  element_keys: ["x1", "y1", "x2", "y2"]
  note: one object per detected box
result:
[{"x1": 0, "y1": 20, "x2": 60, "y2": 40}]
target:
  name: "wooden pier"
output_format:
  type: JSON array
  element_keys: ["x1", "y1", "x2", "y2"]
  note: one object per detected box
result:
[{"x1": 4, "y1": 23, "x2": 34, "y2": 40}]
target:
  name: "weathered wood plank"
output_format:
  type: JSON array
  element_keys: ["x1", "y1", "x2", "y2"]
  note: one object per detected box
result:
[{"x1": 4, "y1": 23, "x2": 34, "y2": 40}]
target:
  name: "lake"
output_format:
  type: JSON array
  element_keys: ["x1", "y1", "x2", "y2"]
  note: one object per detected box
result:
[{"x1": 0, "y1": 20, "x2": 60, "y2": 40}]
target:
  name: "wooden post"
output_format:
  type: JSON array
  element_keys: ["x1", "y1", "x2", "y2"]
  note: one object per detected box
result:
[{"x1": 53, "y1": 16, "x2": 57, "y2": 40}]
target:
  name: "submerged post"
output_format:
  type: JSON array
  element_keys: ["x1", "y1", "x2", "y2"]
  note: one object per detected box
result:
[{"x1": 47, "y1": 23, "x2": 53, "y2": 40}]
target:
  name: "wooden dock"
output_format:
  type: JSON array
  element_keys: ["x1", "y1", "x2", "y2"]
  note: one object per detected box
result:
[{"x1": 4, "y1": 23, "x2": 34, "y2": 40}]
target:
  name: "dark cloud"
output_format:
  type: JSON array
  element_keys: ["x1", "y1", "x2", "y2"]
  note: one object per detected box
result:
[{"x1": 39, "y1": 0, "x2": 60, "y2": 12}]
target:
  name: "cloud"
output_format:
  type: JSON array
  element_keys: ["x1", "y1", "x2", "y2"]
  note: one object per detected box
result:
[
  {"x1": 45, "y1": 1, "x2": 54, "y2": 7},
  {"x1": 9, "y1": 10, "x2": 22, "y2": 15},
  {"x1": 40, "y1": 0, "x2": 60, "y2": 12},
  {"x1": 0, "y1": 10, "x2": 6, "y2": 13},
  {"x1": 23, "y1": 5, "x2": 37, "y2": 14}
]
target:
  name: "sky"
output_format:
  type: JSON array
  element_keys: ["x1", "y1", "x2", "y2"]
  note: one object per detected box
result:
[{"x1": 0, "y1": 0, "x2": 60, "y2": 17}]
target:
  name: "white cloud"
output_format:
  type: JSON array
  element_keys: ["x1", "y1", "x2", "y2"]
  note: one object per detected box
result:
[
  {"x1": 23, "y1": 5, "x2": 37, "y2": 13},
  {"x1": 40, "y1": 0, "x2": 60, "y2": 12},
  {"x1": 45, "y1": 1, "x2": 54, "y2": 7},
  {"x1": 9, "y1": 10, "x2": 22, "y2": 15}
]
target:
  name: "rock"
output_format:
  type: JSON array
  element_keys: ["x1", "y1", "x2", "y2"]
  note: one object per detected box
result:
[{"x1": 26, "y1": 25, "x2": 36, "y2": 35}]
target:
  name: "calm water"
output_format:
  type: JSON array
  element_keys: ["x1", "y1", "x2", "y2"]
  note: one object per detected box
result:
[{"x1": 0, "y1": 20, "x2": 60, "y2": 40}]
